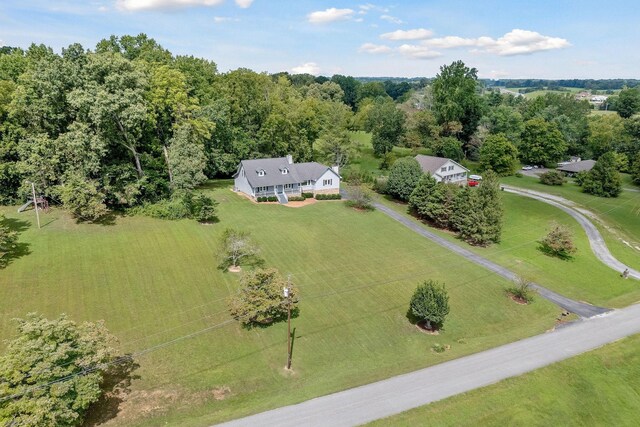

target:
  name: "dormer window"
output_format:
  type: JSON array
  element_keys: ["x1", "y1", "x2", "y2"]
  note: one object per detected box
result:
[
  {"x1": 257, "y1": 169, "x2": 265, "y2": 177},
  {"x1": 281, "y1": 168, "x2": 288, "y2": 175}
]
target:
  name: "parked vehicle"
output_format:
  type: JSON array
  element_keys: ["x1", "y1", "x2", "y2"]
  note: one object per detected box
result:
[
  {"x1": 522, "y1": 165, "x2": 533, "y2": 170},
  {"x1": 468, "y1": 180, "x2": 479, "y2": 187},
  {"x1": 469, "y1": 174, "x2": 483, "y2": 181}
]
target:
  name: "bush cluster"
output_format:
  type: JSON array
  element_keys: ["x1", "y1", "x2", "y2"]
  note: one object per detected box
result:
[
  {"x1": 257, "y1": 196, "x2": 278, "y2": 202},
  {"x1": 539, "y1": 170, "x2": 566, "y2": 186},
  {"x1": 315, "y1": 193, "x2": 342, "y2": 200},
  {"x1": 131, "y1": 191, "x2": 218, "y2": 222},
  {"x1": 288, "y1": 196, "x2": 305, "y2": 202},
  {"x1": 302, "y1": 192, "x2": 314, "y2": 199}
]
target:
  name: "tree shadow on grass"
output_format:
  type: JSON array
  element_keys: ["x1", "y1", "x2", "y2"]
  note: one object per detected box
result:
[
  {"x1": 83, "y1": 355, "x2": 140, "y2": 427},
  {"x1": 0, "y1": 217, "x2": 31, "y2": 269}
]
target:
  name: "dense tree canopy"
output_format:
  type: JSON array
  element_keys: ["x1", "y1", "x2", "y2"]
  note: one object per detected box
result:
[
  {"x1": 0, "y1": 314, "x2": 120, "y2": 426},
  {"x1": 479, "y1": 134, "x2": 518, "y2": 176},
  {"x1": 386, "y1": 157, "x2": 423, "y2": 201},
  {"x1": 431, "y1": 60, "x2": 484, "y2": 143},
  {"x1": 519, "y1": 118, "x2": 568, "y2": 166},
  {"x1": 582, "y1": 151, "x2": 622, "y2": 197}
]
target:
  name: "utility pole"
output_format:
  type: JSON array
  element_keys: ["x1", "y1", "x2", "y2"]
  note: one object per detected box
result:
[
  {"x1": 284, "y1": 275, "x2": 292, "y2": 370},
  {"x1": 31, "y1": 182, "x2": 40, "y2": 229}
]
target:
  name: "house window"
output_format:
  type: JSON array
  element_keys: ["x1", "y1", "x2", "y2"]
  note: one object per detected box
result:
[
  {"x1": 281, "y1": 168, "x2": 288, "y2": 175},
  {"x1": 284, "y1": 183, "x2": 294, "y2": 189},
  {"x1": 256, "y1": 186, "x2": 269, "y2": 193},
  {"x1": 448, "y1": 165, "x2": 454, "y2": 171},
  {"x1": 301, "y1": 180, "x2": 311, "y2": 186},
  {"x1": 323, "y1": 179, "x2": 333, "y2": 186},
  {"x1": 257, "y1": 170, "x2": 265, "y2": 177},
  {"x1": 441, "y1": 167, "x2": 447, "y2": 172}
]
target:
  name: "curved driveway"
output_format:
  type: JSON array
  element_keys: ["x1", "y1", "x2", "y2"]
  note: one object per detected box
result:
[
  {"x1": 503, "y1": 185, "x2": 640, "y2": 280},
  {"x1": 372, "y1": 203, "x2": 609, "y2": 318}
]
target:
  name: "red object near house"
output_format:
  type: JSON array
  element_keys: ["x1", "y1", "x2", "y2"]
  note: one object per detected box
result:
[{"x1": 468, "y1": 180, "x2": 479, "y2": 187}]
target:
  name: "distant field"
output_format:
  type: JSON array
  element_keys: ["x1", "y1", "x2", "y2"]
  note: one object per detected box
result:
[
  {"x1": 0, "y1": 182, "x2": 558, "y2": 426},
  {"x1": 368, "y1": 333, "x2": 640, "y2": 426}
]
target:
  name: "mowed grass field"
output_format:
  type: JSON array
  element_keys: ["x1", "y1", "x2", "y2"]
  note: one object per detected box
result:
[
  {"x1": 0, "y1": 181, "x2": 559, "y2": 426},
  {"x1": 502, "y1": 175, "x2": 640, "y2": 273},
  {"x1": 378, "y1": 190, "x2": 640, "y2": 308},
  {"x1": 368, "y1": 333, "x2": 640, "y2": 426}
]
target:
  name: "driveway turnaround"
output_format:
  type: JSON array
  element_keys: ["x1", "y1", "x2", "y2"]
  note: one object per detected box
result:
[
  {"x1": 372, "y1": 203, "x2": 609, "y2": 318},
  {"x1": 216, "y1": 304, "x2": 640, "y2": 427},
  {"x1": 503, "y1": 185, "x2": 640, "y2": 280}
]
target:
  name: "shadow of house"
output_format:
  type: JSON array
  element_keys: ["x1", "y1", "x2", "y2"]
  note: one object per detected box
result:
[{"x1": 0, "y1": 217, "x2": 31, "y2": 268}]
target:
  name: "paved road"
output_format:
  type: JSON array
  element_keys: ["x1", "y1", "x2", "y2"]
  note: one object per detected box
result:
[
  {"x1": 217, "y1": 304, "x2": 640, "y2": 427},
  {"x1": 372, "y1": 202, "x2": 609, "y2": 318},
  {"x1": 503, "y1": 185, "x2": 640, "y2": 280}
]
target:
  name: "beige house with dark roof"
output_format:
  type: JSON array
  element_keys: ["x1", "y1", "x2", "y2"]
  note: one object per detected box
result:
[{"x1": 415, "y1": 155, "x2": 469, "y2": 184}]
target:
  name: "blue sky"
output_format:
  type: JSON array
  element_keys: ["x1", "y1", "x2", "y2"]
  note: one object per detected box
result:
[{"x1": 1, "y1": 0, "x2": 638, "y2": 78}]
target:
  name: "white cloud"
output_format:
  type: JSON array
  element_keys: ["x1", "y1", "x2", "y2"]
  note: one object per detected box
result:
[
  {"x1": 380, "y1": 14, "x2": 403, "y2": 24},
  {"x1": 397, "y1": 44, "x2": 441, "y2": 59},
  {"x1": 423, "y1": 29, "x2": 570, "y2": 56},
  {"x1": 98, "y1": 5, "x2": 109, "y2": 12},
  {"x1": 480, "y1": 29, "x2": 570, "y2": 56},
  {"x1": 423, "y1": 36, "x2": 478, "y2": 49},
  {"x1": 380, "y1": 28, "x2": 433, "y2": 40},
  {"x1": 291, "y1": 62, "x2": 321, "y2": 75},
  {"x1": 307, "y1": 8, "x2": 354, "y2": 24},
  {"x1": 359, "y1": 3, "x2": 389, "y2": 13},
  {"x1": 359, "y1": 43, "x2": 392, "y2": 54},
  {"x1": 116, "y1": 0, "x2": 223, "y2": 11},
  {"x1": 481, "y1": 70, "x2": 510, "y2": 79},
  {"x1": 234, "y1": 0, "x2": 253, "y2": 8}
]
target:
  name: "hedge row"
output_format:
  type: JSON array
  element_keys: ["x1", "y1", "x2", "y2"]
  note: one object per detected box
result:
[
  {"x1": 315, "y1": 193, "x2": 342, "y2": 200},
  {"x1": 257, "y1": 196, "x2": 278, "y2": 202}
]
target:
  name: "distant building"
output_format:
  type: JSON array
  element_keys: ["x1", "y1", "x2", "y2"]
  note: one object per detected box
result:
[{"x1": 414, "y1": 155, "x2": 469, "y2": 184}]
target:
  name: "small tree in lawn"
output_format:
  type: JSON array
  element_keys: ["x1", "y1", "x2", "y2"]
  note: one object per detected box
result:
[
  {"x1": 409, "y1": 280, "x2": 450, "y2": 330},
  {"x1": 345, "y1": 186, "x2": 375, "y2": 211},
  {"x1": 218, "y1": 228, "x2": 261, "y2": 272},
  {"x1": 507, "y1": 276, "x2": 535, "y2": 304},
  {"x1": 539, "y1": 222, "x2": 577, "y2": 260},
  {"x1": 0, "y1": 215, "x2": 18, "y2": 269},
  {"x1": 228, "y1": 268, "x2": 299, "y2": 328}
]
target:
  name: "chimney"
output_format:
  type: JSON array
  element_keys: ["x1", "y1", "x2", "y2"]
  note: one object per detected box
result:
[
  {"x1": 331, "y1": 165, "x2": 339, "y2": 175},
  {"x1": 286, "y1": 154, "x2": 293, "y2": 164}
]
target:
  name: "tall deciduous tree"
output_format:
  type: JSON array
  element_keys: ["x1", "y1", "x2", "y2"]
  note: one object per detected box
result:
[
  {"x1": 615, "y1": 87, "x2": 640, "y2": 118},
  {"x1": 582, "y1": 151, "x2": 622, "y2": 197},
  {"x1": 519, "y1": 118, "x2": 568, "y2": 166},
  {"x1": 365, "y1": 99, "x2": 406, "y2": 156},
  {"x1": 480, "y1": 133, "x2": 518, "y2": 176},
  {"x1": 0, "y1": 313, "x2": 120, "y2": 427},
  {"x1": 432, "y1": 60, "x2": 484, "y2": 143}
]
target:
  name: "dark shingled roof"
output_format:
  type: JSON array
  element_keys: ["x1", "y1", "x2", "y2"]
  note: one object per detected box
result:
[
  {"x1": 557, "y1": 160, "x2": 596, "y2": 173},
  {"x1": 236, "y1": 157, "x2": 337, "y2": 188},
  {"x1": 414, "y1": 155, "x2": 469, "y2": 174}
]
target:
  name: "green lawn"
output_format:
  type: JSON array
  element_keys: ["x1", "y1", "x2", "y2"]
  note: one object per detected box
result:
[
  {"x1": 345, "y1": 131, "x2": 430, "y2": 177},
  {"x1": 0, "y1": 181, "x2": 559, "y2": 426},
  {"x1": 368, "y1": 333, "x2": 640, "y2": 426},
  {"x1": 502, "y1": 175, "x2": 640, "y2": 273},
  {"x1": 377, "y1": 191, "x2": 640, "y2": 308}
]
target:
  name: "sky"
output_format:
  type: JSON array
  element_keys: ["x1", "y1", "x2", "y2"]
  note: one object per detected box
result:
[{"x1": 0, "y1": 0, "x2": 638, "y2": 79}]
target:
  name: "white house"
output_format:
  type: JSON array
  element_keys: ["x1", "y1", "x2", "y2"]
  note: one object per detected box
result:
[
  {"x1": 414, "y1": 155, "x2": 469, "y2": 184},
  {"x1": 233, "y1": 155, "x2": 341, "y2": 203}
]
